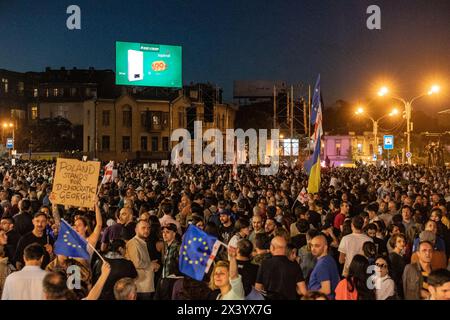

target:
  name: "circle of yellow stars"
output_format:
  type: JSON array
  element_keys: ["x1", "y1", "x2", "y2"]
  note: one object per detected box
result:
[
  {"x1": 182, "y1": 237, "x2": 209, "y2": 266},
  {"x1": 63, "y1": 230, "x2": 82, "y2": 249}
]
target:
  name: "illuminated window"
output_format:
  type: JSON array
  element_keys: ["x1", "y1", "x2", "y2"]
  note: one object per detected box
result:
[
  {"x1": 357, "y1": 142, "x2": 363, "y2": 154},
  {"x1": 53, "y1": 88, "x2": 58, "y2": 96},
  {"x1": 1, "y1": 78, "x2": 8, "y2": 93},
  {"x1": 31, "y1": 106, "x2": 38, "y2": 120},
  {"x1": 33, "y1": 88, "x2": 38, "y2": 97},
  {"x1": 335, "y1": 140, "x2": 341, "y2": 156},
  {"x1": 18, "y1": 82, "x2": 24, "y2": 96}
]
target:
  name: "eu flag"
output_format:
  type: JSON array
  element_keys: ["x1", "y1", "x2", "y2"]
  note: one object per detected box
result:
[
  {"x1": 54, "y1": 219, "x2": 90, "y2": 260},
  {"x1": 179, "y1": 225, "x2": 220, "y2": 281}
]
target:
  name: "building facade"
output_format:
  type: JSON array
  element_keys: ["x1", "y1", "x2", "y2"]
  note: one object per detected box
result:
[
  {"x1": 83, "y1": 88, "x2": 237, "y2": 162},
  {"x1": 323, "y1": 131, "x2": 376, "y2": 166}
]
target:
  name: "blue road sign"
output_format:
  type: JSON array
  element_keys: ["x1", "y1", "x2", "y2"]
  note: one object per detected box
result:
[
  {"x1": 383, "y1": 135, "x2": 394, "y2": 150},
  {"x1": 6, "y1": 138, "x2": 13, "y2": 149}
]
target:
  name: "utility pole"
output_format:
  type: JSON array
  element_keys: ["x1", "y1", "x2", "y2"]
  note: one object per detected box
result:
[
  {"x1": 273, "y1": 85, "x2": 277, "y2": 129},
  {"x1": 290, "y1": 86, "x2": 294, "y2": 166},
  {"x1": 405, "y1": 101, "x2": 412, "y2": 165}
]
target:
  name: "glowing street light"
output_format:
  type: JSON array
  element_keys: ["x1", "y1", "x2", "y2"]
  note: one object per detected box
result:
[
  {"x1": 377, "y1": 84, "x2": 441, "y2": 164},
  {"x1": 355, "y1": 107, "x2": 399, "y2": 150},
  {"x1": 378, "y1": 86, "x2": 389, "y2": 97},
  {"x1": 428, "y1": 85, "x2": 440, "y2": 95}
]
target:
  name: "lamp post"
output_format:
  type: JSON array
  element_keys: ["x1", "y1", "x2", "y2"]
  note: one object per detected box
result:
[
  {"x1": 3, "y1": 122, "x2": 16, "y2": 155},
  {"x1": 378, "y1": 85, "x2": 440, "y2": 164},
  {"x1": 355, "y1": 107, "x2": 399, "y2": 156}
]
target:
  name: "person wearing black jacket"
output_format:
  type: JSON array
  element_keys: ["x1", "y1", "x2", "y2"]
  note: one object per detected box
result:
[
  {"x1": 93, "y1": 239, "x2": 138, "y2": 300},
  {"x1": 13, "y1": 199, "x2": 33, "y2": 237},
  {"x1": 0, "y1": 217, "x2": 20, "y2": 263}
]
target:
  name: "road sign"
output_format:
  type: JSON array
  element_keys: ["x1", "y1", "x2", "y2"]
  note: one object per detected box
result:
[
  {"x1": 383, "y1": 135, "x2": 394, "y2": 150},
  {"x1": 6, "y1": 138, "x2": 13, "y2": 149},
  {"x1": 406, "y1": 152, "x2": 412, "y2": 159}
]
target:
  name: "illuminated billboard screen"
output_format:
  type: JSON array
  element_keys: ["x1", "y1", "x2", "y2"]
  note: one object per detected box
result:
[{"x1": 115, "y1": 41, "x2": 182, "y2": 88}]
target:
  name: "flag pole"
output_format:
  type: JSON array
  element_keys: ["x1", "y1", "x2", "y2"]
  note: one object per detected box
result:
[{"x1": 87, "y1": 241, "x2": 107, "y2": 264}]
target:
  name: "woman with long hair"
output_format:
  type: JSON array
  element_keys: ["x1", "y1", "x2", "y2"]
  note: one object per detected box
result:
[{"x1": 335, "y1": 254, "x2": 376, "y2": 300}]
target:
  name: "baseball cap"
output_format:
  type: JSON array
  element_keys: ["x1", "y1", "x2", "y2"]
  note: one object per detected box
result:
[{"x1": 161, "y1": 223, "x2": 177, "y2": 233}]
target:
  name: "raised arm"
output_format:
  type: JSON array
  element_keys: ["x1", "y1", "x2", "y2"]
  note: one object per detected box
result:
[
  {"x1": 85, "y1": 261, "x2": 111, "y2": 300},
  {"x1": 87, "y1": 197, "x2": 103, "y2": 248}
]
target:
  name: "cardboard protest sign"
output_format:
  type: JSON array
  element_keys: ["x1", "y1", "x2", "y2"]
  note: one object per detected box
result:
[
  {"x1": 52, "y1": 158, "x2": 100, "y2": 208},
  {"x1": 151, "y1": 163, "x2": 157, "y2": 170}
]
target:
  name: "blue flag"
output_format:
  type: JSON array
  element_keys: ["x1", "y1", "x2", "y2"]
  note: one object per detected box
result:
[
  {"x1": 179, "y1": 225, "x2": 220, "y2": 281},
  {"x1": 54, "y1": 220, "x2": 90, "y2": 260},
  {"x1": 46, "y1": 224, "x2": 55, "y2": 241}
]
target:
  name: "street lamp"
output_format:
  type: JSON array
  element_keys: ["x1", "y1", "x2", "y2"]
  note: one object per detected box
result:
[
  {"x1": 354, "y1": 107, "x2": 399, "y2": 152},
  {"x1": 377, "y1": 84, "x2": 440, "y2": 164}
]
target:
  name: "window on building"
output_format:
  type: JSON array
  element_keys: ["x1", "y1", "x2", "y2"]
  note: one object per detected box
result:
[
  {"x1": 152, "y1": 112, "x2": 161, "y2": 130},
  {"x1": 31, "y1": 106, "x2": 38, "y2": 120},
  {"x1": 102, "y1": 136, "x2": 110, "y2": 151},
  {"x1": 141, "y1": 111, "x2": 151, "y2": 128},
  {"x1": 18, "y1": 82, "x2": 24, "y2": 96},
  {"x1": 162, "y1": 112, "x2": 169, "y2": 128},
  {"x1": 335, "y1": 140, "x2": 341, "y2": 156},
  {"x1": 178, "y1": 111, "x2": 184, "y2": 127},
  {"x1": 123, "y1": 106, "x2": 132, "y2": 127},
  {"x1": 102, "y1": 110, "x2": 110, "y2": 126},
  {"x1": 151, "y1": 136, "x2": 158, "y2": 151},
  {"x1": 162, "y1": 137, "x2": 169, "y2": 151},
  {"x1": 87, "y1": 110, "x2": 90, "y2": 125},
  {"x1": 85, "y1": 88, "x2": 91, "y2": 97},
  {"x1": 45, "y1": 89, "x2": 49, "y2": 97},
  {"x1": 141, "y1": 136, "x2": 148, "y2": 151},
  {"x1": 1, "y1": 78, "x2": 8, "y2": 93},
  {"x1": 53, "y1": 88, "x2": 58, "y2": 96},
  {"x1": 357, "y1": 142, "x2": 363, "y2": 154},
  {"x1": 55, "y1": 105, "x2": 68, "y2": 118},
  {"x1": 33, "y1": 88, "x2": 38, "y2": 98},
  {"x1": 71, "y1": 88, "x2": 77, "y2": 97},
  {"x1": 122, "y1": 136, "x2": 131, "y2": 151},
  {"x1": 59, "y1": 88, "x2": 64, "y2": 97},
  {"x1": 11, "y1": 109, "x2": 25, "y2": 120}
]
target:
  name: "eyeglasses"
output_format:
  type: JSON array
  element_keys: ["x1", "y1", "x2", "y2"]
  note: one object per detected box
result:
[{"x1": 375, "y1": 263, "x2": 387, "y2": 268}]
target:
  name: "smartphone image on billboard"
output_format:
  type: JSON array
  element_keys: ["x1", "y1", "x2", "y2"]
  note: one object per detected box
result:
[{"x1": 128, "y1": 49, "x2": 144, "y2": 81}]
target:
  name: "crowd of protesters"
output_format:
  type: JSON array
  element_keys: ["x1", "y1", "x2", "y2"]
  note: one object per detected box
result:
[{"x1": 0, "y1": 159, "x2": 450, "y2": 300}]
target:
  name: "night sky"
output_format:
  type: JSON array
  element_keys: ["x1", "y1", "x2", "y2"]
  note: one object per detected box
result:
[{"x1": 0, "y1": 0, "x2": 449, "y2": 110}]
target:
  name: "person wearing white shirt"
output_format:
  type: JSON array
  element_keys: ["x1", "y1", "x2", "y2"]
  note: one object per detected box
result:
[
  {"x1": 338, "y1": 216, "x2": 373, "y2": 277},
  {"x1": 2, "y1": 243, "x2": 47, "y2": 300}
]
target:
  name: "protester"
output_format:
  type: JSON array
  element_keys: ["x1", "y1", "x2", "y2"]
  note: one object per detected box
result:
[
  {"x1": 125, "y1": 220, "x2": 159, "y2": 300},
  {"x1": 0, "y1": 160, "x2": 448, "y2": 302},
  {"x1": 2, "y1": 243, "x2": 48, "y2": 300}
]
